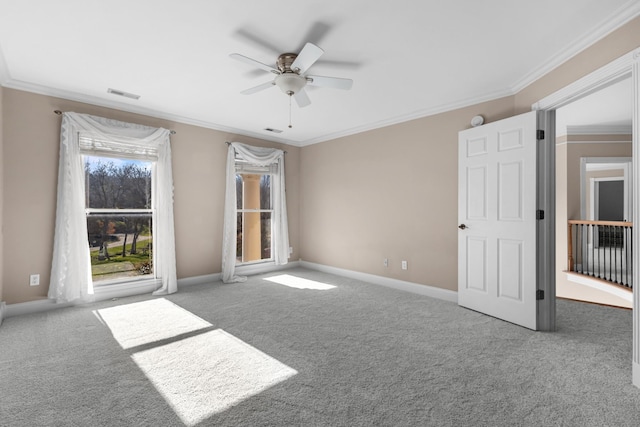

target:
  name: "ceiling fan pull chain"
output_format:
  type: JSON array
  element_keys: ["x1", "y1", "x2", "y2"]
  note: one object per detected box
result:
[{"x1": 288, "y1": 94, "x2": 293, "y2": 128}]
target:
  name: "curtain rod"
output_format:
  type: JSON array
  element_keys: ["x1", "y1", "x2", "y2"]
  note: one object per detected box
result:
[
  {"x1": 53, "y1": 110, "x2": 177, "y2": 135},
  {"x1": 226, "y1": 141, "x2": 287, "y2": 154}
]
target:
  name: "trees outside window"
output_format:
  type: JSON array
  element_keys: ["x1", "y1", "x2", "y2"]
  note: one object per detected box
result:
[{"x1": 84, "y1": 155, "x2": 154, "y2": 282}]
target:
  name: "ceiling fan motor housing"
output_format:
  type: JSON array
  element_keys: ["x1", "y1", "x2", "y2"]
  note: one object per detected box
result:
[
  {"x1": 277, "y1": 53, "x2": 298, "y2": 73},
  {"x1": 274, "y1": 53, "x2": 307, "y2": 95}
]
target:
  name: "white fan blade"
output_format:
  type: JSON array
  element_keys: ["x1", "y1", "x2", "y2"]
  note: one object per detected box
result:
[
  {"x1": 307, "y1": 75, "x2": 353, "y2": 90},
  {"x1": 230, "y1": 53, "x2": 280, "y2": 75},
  {"x1": 294, "y1": 88, "x2": 311, "y2": 108},
  {"x1": 291, "y1": 43, "x2": 324, "y2": 74},
  {"x1": 241, "y1": 80, "x2": 275, "y2": 95}
]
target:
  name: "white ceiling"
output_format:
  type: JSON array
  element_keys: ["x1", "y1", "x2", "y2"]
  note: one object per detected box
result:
[{"x1": 1, "y1": 0, "x2": 639, "y2": 146}]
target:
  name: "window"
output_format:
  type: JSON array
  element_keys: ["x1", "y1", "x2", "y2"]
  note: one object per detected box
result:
[
  {"x1": 235, "y1": 163, "x2": 273, "y2": 264},
  {"x1": 84, "y1": 154, "x2": 155, "y2": 283},
  {"x1": 50, "y1": 112, "x2": 176, "y2": 303},
  {"x1": 222, "y1": 142, "x2": 288, "y2": 283}
]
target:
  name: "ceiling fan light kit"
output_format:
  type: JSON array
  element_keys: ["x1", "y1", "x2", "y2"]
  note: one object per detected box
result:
[{"x1": 275, "y1": 73, "x2": 307, "y2": 95}]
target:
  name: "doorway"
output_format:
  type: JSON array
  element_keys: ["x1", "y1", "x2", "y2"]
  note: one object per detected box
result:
[
  {"x1": 553, "y1": 77, "x2": 633, "y2": 308},
  {"x1": 534, "y1": 47, "x2": 640, "y2": 388}
]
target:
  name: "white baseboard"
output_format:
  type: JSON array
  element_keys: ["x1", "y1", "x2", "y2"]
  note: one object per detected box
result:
[
  {"x1": 177, "y1": 272, "x2": 222, "y2": 288},
  {"x1": 2, "y1": 261, "x2": 302, "y2": 320},
  {"x1": 634, "y1": 361, "x2": 640, "y2": 389},
  {"x1": 5, "y1": 298, "x2": 73, "y2": 318},
  {"x1": 178, "y1": 261, "x2": 300, "y2": 287},
  {"x1": 2, "y1": 260, "x2": 450, "y2": 319},
  {"x1": 300, "y1": 261, "x2": 458, "y2": 303}
]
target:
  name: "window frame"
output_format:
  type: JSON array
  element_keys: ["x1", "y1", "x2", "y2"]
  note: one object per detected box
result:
[
  {"x1": 235, "y1": 160, "x2": 275, "y2": 266},
  {"x1": 82, "y1": 150, "x2": 158, "y2": 287}
]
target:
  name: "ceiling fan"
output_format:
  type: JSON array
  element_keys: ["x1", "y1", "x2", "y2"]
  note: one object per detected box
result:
[{"x1": 230, "y1": 42, "x2": 353, "y2": 109}]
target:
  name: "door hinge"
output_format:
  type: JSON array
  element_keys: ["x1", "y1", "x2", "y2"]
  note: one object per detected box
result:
[
  {"x1": 536, "y1": 209, "x2": 544, "y2": 220},
  {"x1": 537, "y1": 129, "x2": 545, "y2": 140},
  {"x1": 536, "y1": 290, "x2": 545, "y2": 300}
]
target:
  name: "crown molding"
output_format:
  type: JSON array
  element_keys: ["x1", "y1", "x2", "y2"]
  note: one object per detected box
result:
[
  {"x1": 2, "y1": 73, "x2": 513, "y2": 148},
  {"x1": 1, "y1": 77, "x2": 301, "y2": 147},
  {"x1": 512, "y1": 0, "x2": 640, "y2": 94},
  {"x1": 297, "y1": 87, "x2": 514, "y2": 146}
]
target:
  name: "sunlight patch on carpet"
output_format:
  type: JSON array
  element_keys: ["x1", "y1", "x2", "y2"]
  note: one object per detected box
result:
[
  {"x1": 95, "y1": 298, "x2": 297, "y2": 425},
  {"x1": 132, "y1": 329, "x2": 298, "y2": 426},
  {"x1": 264, "y1": 274, "x2": 336, "y2": 290},
  {"x1": 94, "y1": 298, "x2": 212, "y2": 349}
]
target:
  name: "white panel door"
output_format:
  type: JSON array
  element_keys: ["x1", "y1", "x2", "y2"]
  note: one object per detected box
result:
[{"x1": 458, "y1": 111, "x2": 538, "y2": 330}]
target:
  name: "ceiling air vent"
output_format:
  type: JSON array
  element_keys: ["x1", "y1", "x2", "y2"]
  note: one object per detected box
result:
[
  {"x1": 264, "y1": 128, "x2": 283, "y2": 134},
  {"x1": 107, "y1": 88, "x2": 140, "y2": 100}
]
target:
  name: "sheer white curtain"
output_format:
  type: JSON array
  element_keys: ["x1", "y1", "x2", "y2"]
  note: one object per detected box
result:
[
  {"x1": 222, "y1": 142, "x2": 289, "y2": 283},
  {"x1": 48, "y1": 112, "x2": 177, "y2": 303}
]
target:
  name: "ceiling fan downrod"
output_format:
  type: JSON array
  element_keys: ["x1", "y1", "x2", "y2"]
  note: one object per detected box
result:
[{"x1": 288, "y1": 93, "x2": 293, "y2": 128}]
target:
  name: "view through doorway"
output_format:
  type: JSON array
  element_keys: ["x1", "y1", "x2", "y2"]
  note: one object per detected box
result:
[{"x1": 555, "y1": 77, "x2": 633, "y2": 309}]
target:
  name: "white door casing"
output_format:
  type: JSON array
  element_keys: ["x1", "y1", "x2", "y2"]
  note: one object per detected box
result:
[{"x1": 458, "y1": 111, "x2": 539, "y2": 330}]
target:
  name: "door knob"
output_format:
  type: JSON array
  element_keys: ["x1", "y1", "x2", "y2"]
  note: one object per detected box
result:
[{"x1": 458, "y1": 224, "x2": 467, "y2": 230}]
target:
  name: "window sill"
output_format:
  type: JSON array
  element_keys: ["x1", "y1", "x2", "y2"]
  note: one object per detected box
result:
[
  {"x1": 235, "y1": 261, "x2": 279, "y2": 277},
  {"x1": 93, "y1": 278, "x2": 161, "y2": 302}
]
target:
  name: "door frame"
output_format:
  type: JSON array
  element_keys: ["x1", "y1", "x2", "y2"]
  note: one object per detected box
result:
[
  {"x1": 580, "y1": 157, "x2": 632, "y2": 221},
  {"x1": 536, "y1": 110, "x2": 556, "y2": 331},
  {"x1": 533, "y1": 47, "x2": 640, "y2": 388}
]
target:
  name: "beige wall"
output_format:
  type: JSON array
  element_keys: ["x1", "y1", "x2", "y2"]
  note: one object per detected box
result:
[
  {"x1": 1, "y1": 88, "x2": 299, "y2": 304},
  {"x1": 300, "y1": 16, "x2": 640, "y2": 294},
  {"x1": 300, "y1": 97, "x2": 515, "y2": 291}
]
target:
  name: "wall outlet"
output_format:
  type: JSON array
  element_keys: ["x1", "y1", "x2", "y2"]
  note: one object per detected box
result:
[
  {"x1": 29, "y1": 274, "x2": 40, "y2": 286},
  {"x1": 383, "y1": 258, "x2": 388, "y2": 267},
  {"x1": 401, "y1": 260, "x2": 408, "y2": 270},
  {"x1": 289, "y1": 246, "x2": 293, "y2": 255}
]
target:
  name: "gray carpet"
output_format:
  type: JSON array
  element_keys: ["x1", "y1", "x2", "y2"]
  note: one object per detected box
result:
[{"x1": 1, "y1": 267, "x2": 639, "y2": 426}]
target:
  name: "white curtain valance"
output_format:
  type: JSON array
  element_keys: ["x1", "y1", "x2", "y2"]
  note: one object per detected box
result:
[
  {"x1": 74, "y1": 113, "x2": 168, "y2": 160},
  {"x1": 49, "y1": 112, "x2": 177, "y2": 303},
  {"x1": 79, "y1": 135, "x2": 160, "y2": 161},
  {"x1": 235, "y1": 162, "x2": 278, "y2": 175},
  {"x1": 222, "y1": 142, "x2": 290, "y2": 283},
  {"x1": 66, "y1": 113, "x2": 169, "y2": 142}
]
